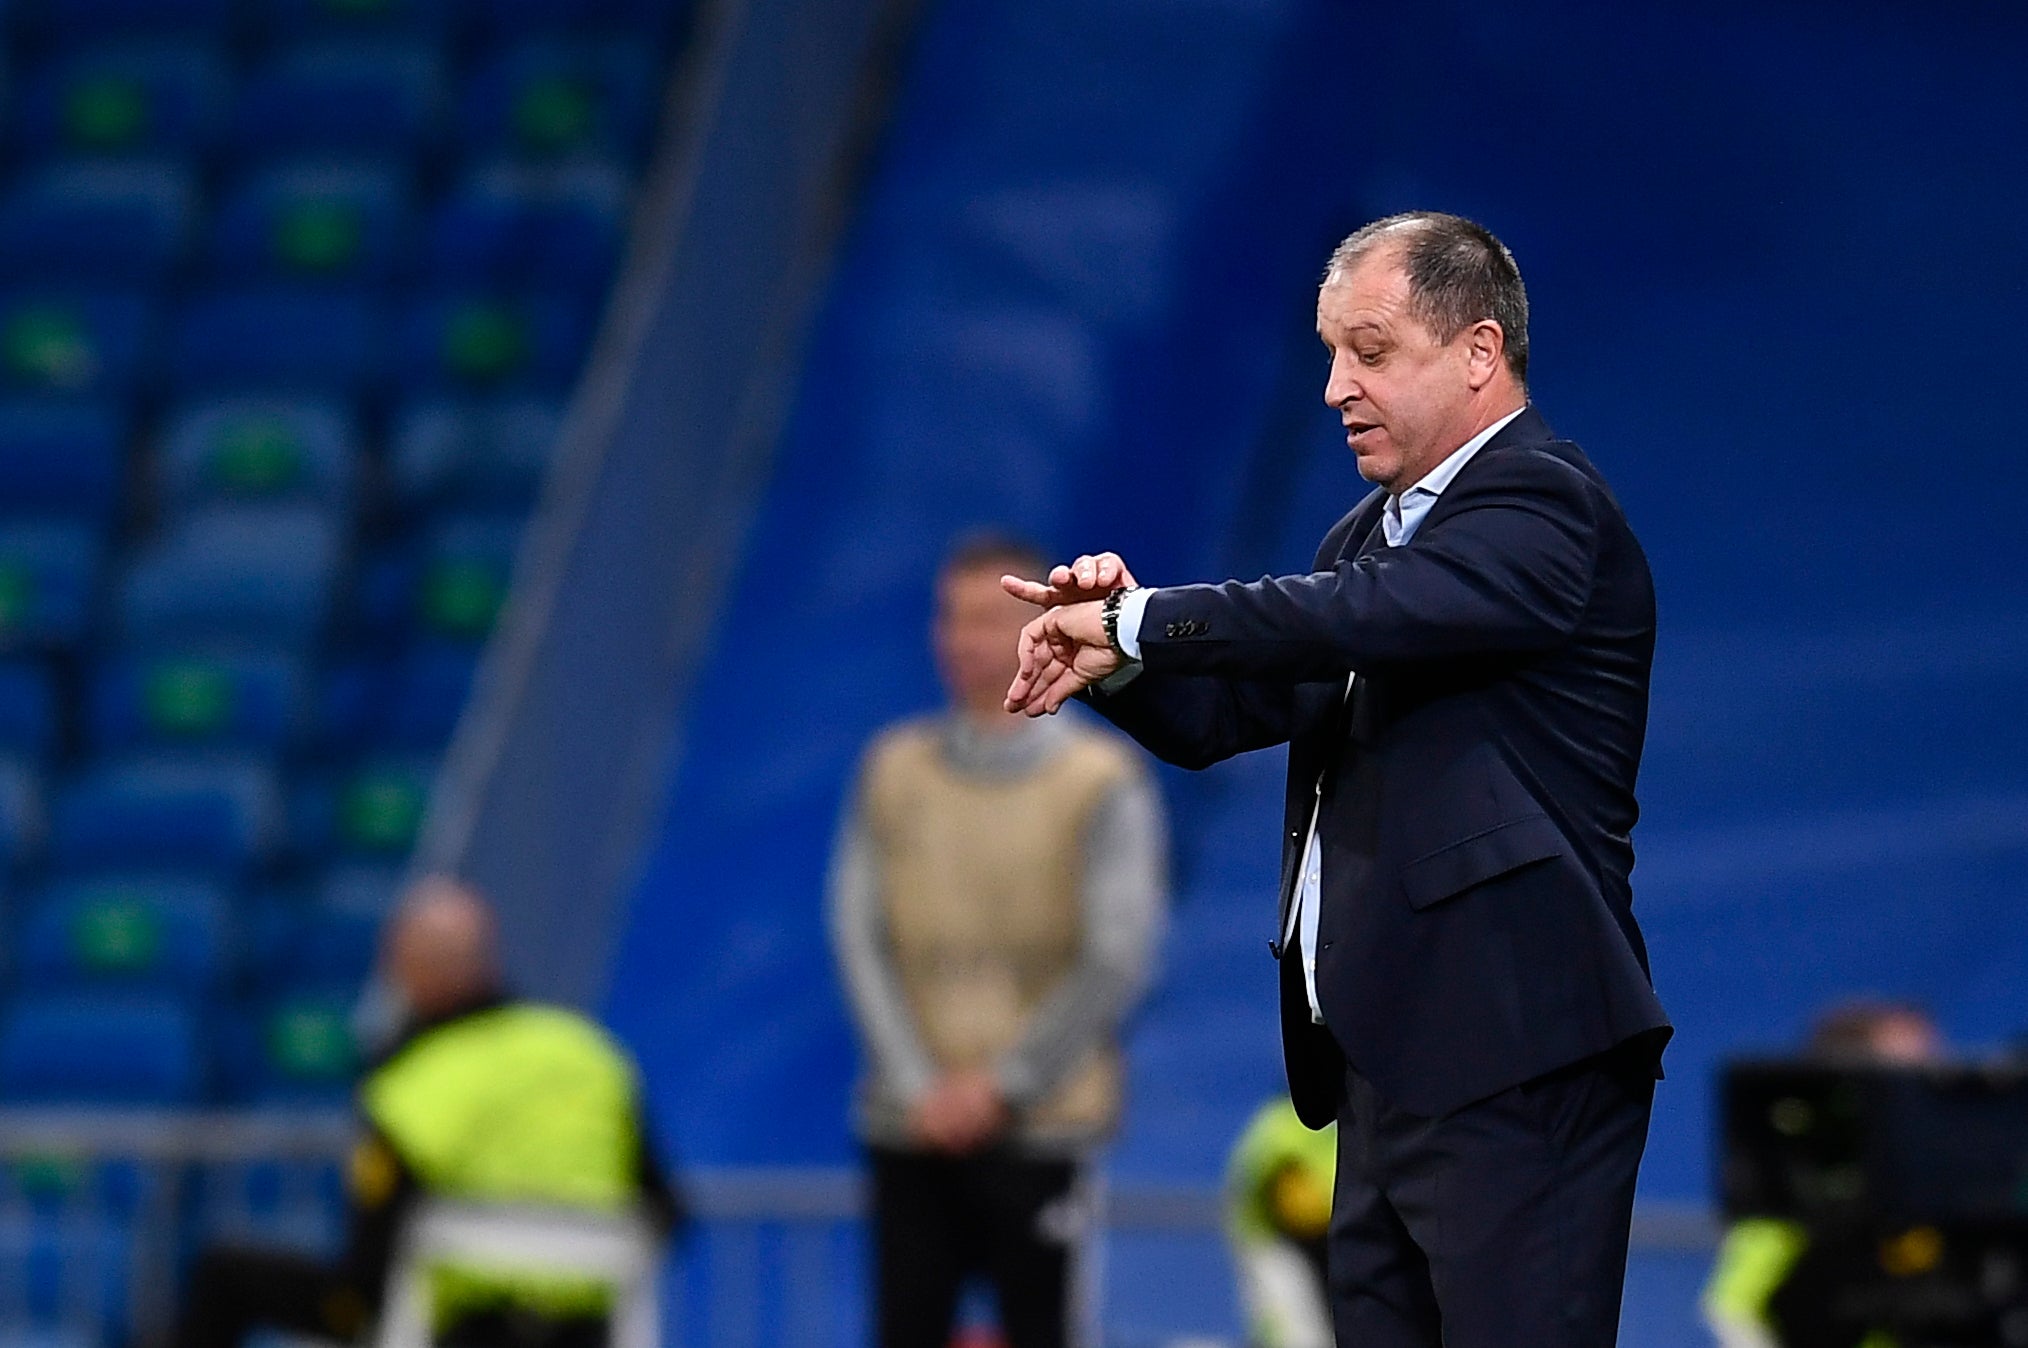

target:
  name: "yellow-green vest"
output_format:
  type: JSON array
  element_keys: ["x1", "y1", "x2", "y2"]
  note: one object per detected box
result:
[
  {"x1": 360, "y1": 1003, "x2": 642, "y2": 1323},
  {"x1": 1226, "y1": 1099, "x2": 1337, "y2": 1246}
]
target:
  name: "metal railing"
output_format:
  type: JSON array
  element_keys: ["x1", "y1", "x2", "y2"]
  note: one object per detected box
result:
[{"x1": 0, "y1": 1112, "x2": 1720, "y2": 1348}]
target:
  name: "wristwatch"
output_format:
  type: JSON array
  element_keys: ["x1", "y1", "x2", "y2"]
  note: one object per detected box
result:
[{"x1": 1101, "y1": 586, "x2": 1135, "y2": 658}]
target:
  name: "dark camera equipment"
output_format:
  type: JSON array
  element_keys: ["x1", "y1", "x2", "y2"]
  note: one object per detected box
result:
[{"x1": 1720, "y1": 1059, "x2": 2028, "y2": 1348}]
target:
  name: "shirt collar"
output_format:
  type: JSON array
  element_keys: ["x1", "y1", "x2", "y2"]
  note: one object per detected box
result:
[{"x1": 1397, "y1": 404, "x2": 1528, "y2": 504}]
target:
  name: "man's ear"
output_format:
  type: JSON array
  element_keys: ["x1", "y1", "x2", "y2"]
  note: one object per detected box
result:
[{"x1": 1463, "y1": 320, "x2": 1505, "y2": 390}]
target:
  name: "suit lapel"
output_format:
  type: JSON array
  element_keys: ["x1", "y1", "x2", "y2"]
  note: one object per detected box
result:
[
  {"x1": 1414, "y1": 404, "x2": 1554, "y2": 538},
  {"x1": 1275, "y1": 503, "x2": 1392, "y2": 943}
]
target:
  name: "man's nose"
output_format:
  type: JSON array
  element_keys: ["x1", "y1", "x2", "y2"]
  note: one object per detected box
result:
[{"x1": 1324, "y1": 360, "x2": 1357, "y2": 409}]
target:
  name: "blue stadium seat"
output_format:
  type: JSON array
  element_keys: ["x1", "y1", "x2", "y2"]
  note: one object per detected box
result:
[
  {"x1": 246, "y1": 868, "x2": 390, "y2": 990},
  {"x1": 49, "y1": 755, "x2": 282, "y2": 877},
  {"x1": 0, "y1": 993, "x2": 205, "y2": 1105},
  {"x1": 217, "y1": 990, "x2": 357, "y2": 1105},
  {"x1": 0, "y1": 757, "x2": 49, "y2": 873},
  {"x1": 159, "y1": 397, "x2": 358, "y2": 510},
  {"x1": 388, "y1": 396, "x2": 560, "y2": 512},
  {"x1": 231, "y1": 44, "x2": 441, "y2": 160},
  {"x1": 14, "y1": 46, "x2": 228, "y2": 160},
  {"x1": 207, "y1": 164, "x2": 410, "y2": 286},
  {"x1": 117, "y1": 506, "x2": 342, "y2": 646},
  {"x1": 0, "y1": 523, "x2": 103, "y2": 651},
  {"x1": 0, "y1": 663, "x2": 57, "y2": 760},
  {"x1": 15, "y1": 877, "x2": 233, "y2": 993},
  {"x1": 0, "y1": 162, "x2": 197, "y2": 287},
  {"x1": 255, "y1": 0, "x2": 452, "y2": 42},
  {"x1": 86, "y1": 650, "x2": 307, "y2": 753},
  {"x1": 290, "y1": 755, "x2": 432, "y2": 861},
  {"x1": 321, "y1": 643, "x2": 478, "y2": 749},
  {"x1": 13, "y1": 0, "x2": 236, "y2": 40},
  {"x1": 417, "y1": 513, "x2": 521, "y2": 639},
  {"x1": 425, "y1": 164, "x2": 626, "y2": 296},
  {"x1": 461, "y1": 0, "x2": 678, "y2": 40},
  {"x1": 0, "y1": 1213, "x2": 134, "y2": 1336},
  {"x1": 395, "y1": 291, "x2": 594, "y2": 395},
  {"x1": 0, "y1": 290, "x2": 153, "y2": 397},
  {"x1": 0, "y1": 402, "x2": 128, "y2": 525},
  {"x1": 166, "y1": 290, "x2": 379, "y2": 396},
  {"x1": 457, "y1": 42, "x2": 658, "y2": 162}
]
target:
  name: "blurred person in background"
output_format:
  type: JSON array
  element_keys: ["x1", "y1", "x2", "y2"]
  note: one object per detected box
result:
[
  {"x1": 176, "y1": 877, "x2": 682, "y2": 1348},
  {"x1": 828, "y1": 533, "x2": 1167, "y2": 1348},
  {"x1": 1226, "y1": 1098, "x2": 1336, "y2": 1348},
  {"x1": 1701, "y1": 999, "x2": 1943, "y2": 1348}
]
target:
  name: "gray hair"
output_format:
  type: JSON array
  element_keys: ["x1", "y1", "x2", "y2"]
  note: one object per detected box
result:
[{"x1": 1324, "y1": 211, "x2": 1530, "y2": 384}]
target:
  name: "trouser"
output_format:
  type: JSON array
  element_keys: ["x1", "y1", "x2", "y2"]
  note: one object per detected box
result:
[
  {"x1": 174, "y1": 1246, "x2": 363, "y2": 1348},
  {"x1": 1327, "y1": 1042, "x2": 1656, "y2": 1347},
  {"x1": 867, "y1": 1145, "x2": 1093, "y2": 1348},
  {"x1": 174, "y1": 1245, "x2": 610, "y2": 1348}
]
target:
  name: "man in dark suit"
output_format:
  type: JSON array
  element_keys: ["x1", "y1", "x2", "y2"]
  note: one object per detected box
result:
[{"x1": 1001, "y1": 211, "x2": 1671, "y2": 1346}]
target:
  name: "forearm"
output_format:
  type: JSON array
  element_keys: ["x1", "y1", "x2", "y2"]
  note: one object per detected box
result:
[
  {"x1": 826, "y1": 810, "x2": 937, "y2": 1102},
  {"x1": 997, "y1": 774, "x2": 1166, "y2": 1105},
  {"x1": 1085, "y1": 666, "x2": 1293, "y2": 770}
]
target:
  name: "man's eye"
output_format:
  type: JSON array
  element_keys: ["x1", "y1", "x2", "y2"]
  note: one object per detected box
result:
[{"x1": 1358, "y1": 351, "x2": 1382, "y2": 366}]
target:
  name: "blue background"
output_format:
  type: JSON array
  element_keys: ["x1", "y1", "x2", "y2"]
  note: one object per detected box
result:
[{"x1": 607, "y1": 0, "x2": 2028, "y2": 1224}]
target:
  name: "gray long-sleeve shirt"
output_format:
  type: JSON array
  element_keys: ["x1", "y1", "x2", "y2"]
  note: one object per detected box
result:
[{"x1": 827, "y1": 711, "x2": 1167, "y2": 1153}]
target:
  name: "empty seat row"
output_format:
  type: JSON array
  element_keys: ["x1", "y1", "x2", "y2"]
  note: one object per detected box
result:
[
  {"x1": 0, "y1": 989, "x2": 363, "y2": 1105},
  {"x1": 11, "y1": 0, "x2": 681, "y2": 44},
  {"x1": 0, "y1": 160, "x2": 629, "y2": 290},
  {"x1": 0, "y1": 394, "x2": 559, "y2": 524},
  {"x1": 0, "y1": 646, "x2": 477, "y2": 762},
  {"x1": 0, "y1": 287, "x2": 597, "y2": 397},
  {"x1": 0, "y1": 752, "x2": 436, "y2": 875},
  {"x1": 0, "y1": 503, "x2": 524, "y2": 646},
  {"x1": 6, "y1": 870, "x2": 390, "y2": 993},
  {"x1": 10, "y1": 41, "x2": 661, "y2": 163}
]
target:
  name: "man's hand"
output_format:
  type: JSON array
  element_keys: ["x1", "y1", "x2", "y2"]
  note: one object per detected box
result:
[
  {"x1": 1005, "y1": 601, "x2": 1120, "y2": 716},
  {"x1": 906, "y1": 1070, "x2": 1010, "y2": 1154},
  {"x1": 1000, "y1": 552, "x2": 1139, "y2": 717},
  {"x1": 999, "y1": 552, "x2": 1138, "y2": 609}
]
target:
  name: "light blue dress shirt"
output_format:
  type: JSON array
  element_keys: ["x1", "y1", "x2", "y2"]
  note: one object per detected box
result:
[{"x1": 1117, "y1": 406, "x2": 1525, "y2": 1022}]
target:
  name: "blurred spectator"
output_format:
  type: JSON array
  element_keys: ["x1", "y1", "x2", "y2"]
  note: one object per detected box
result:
[
  {"x1": 1225, "y1": 1098, "x2": 1335, "y2": 1348},
  {"x1": 828, "y1": 533, "x2": 1166, "y2": 1348},
  {"x1": 1700, "y1": 999, "x2": 1941, "y2": 1348},
  {"x1": 175, "y1": 877, "x2": 681, "y2": 1348}
]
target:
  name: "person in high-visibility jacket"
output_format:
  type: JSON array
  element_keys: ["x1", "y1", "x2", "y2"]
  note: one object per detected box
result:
[
  {"x1": 175, "y1": 878, "x2": 682, "y2": 1348},
  {"x1": 1226, "y1": 1098, "x2": 1336, "y2": 1348}
]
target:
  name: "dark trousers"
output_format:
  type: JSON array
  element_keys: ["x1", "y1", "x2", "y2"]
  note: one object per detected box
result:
[
  {"x1": 868, "y1": 1145, "x2": 1091, "y2": 1348},
  {"x1": 174, "y1": 1246, "x2": 361, "y2": 1348},
  {"x1": 1327, "y1": 1044, "x2": 1656, "y2": 1347},
  {"x1": 175, "y1": 1245, "x2": 609, "y2": 1348}
]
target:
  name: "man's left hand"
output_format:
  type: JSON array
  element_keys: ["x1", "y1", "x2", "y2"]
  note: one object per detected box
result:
[{"x1": 1005, "y1": 600, "x2": 1120, "y2": 716}]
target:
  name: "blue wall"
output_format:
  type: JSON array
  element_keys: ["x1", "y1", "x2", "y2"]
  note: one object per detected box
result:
[{"x1": 609, "y1": 0, "x2": 2028, "y2": 1221}]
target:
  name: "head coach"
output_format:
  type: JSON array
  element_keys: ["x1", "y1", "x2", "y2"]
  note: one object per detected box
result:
[{"x1": 1000, "y1": 211, "x2": 1672, "y2": 1345}]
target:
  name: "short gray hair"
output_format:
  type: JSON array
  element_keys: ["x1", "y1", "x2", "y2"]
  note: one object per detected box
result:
[{"x1": 1325, "y1": 211, "x2": 1530, "y2": 383}]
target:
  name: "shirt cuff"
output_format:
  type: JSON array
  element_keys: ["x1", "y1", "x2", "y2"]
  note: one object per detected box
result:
[{"x1": 1114, "y1": 587, "x2": 1153, "y2": 659}]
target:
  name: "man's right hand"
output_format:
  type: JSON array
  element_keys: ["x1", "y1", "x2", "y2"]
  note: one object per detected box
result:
[{"x1": 1000, "y1": 552, "x2": 1139, "y2": 609}]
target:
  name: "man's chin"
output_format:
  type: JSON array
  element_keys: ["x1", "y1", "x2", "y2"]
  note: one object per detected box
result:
[{"x1": 1351, "y1": 451, "x2": 1398, "y2": 488}]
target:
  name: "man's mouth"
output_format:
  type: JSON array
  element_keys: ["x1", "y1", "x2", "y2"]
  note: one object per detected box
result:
[{"x1": 1344, "y1": 422, "x2": 1379, "y2": 446}]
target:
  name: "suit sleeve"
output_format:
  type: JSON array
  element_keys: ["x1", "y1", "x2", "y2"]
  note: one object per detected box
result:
[
  {"x1": 1137, "y1": 453, "x2": 1601, "y2": 683},
  {"x1": 1083, "y1": 670, "x2": 1297, "y2": 771}
]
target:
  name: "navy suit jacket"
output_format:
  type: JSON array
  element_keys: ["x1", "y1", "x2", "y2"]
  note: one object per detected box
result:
[{"x1": 1090, "y1": 407, "x2": 1671, "y2": 1126}]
